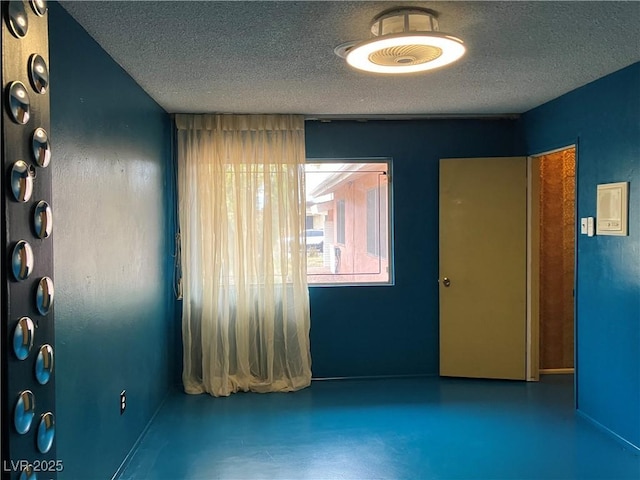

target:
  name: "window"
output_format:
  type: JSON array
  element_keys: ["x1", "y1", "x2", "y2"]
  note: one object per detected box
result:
[
  {"x1": 305, "y1": 160, "x2": 392, "y2": 285},
  {"x1": 366, "y1": 188, "x2": 379, "y2": 256},
  {"x1": 336, "y1": 200, "x2": 345, "y2": 244}
]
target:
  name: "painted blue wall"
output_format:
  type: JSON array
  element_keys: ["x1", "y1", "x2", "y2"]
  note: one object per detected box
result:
[
  {"x1": 305, "y1": 119, "x2": 520, "y2": 378},
  {"x1": 49, "y1": 3, "x2": 175, "y2": 478},
  {"x1": 521, "y1": 62, "x2": 640, "y2": 450},
  {"x1": 46, "y1": 0, "x2": 637, "y2": 466}
]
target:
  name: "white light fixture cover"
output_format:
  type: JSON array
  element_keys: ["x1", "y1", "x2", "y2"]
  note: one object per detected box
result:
[{"x1": 340, "y1": 8, "x2": 465, "y2": 74}]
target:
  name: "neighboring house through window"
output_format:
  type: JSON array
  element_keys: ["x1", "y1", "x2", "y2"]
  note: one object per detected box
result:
[
  {"x1": 304, "y1": 160, "x2": 392, "y2": 285},
  {"x1": 366, "y1": 187, "x2": 379, "y2": 256},
  {"x1": 336, "y1": 200, "x2": 345, "y2": 245}
]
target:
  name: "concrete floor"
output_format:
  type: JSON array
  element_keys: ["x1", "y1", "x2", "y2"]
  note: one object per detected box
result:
[{"x1": 116, "y1": 375, "x2": 639, "y2": 480}]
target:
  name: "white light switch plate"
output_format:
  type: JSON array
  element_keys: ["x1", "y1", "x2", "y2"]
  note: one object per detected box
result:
[
  {"x1": 587, "y1": 217, "x2": 595, "y2": 237},
  {"x1": 580, "y1": 218, "x2": 588, "y2": 235}
]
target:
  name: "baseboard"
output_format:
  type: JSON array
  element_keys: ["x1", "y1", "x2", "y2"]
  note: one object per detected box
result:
[
  {"x1": 540, "y1": 368, "x2": 574, "y2": 374},
  {"x1": 111, "y1": 392, "x2": 170, "y2": 480},
  {"x1": 576, "y1": 410, "x2": 640, "y2": 454},
  {"x1": 311, "y1": 373, "x2": 436, "y2": 382}
]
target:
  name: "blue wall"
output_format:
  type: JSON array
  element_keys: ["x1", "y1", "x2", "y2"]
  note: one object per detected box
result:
[
  {"x1": 305, "y1": 119, "x2": 520, "y2": 378},
  {"x1": 46, "y1": 0, "x2": 638, "y2": 468},
  {"x1": 49, "y1": 3, "x2": 175, "y2": 478},
  {"x1": 521, "y1": 63, "x2": 640, "y2": 450}
]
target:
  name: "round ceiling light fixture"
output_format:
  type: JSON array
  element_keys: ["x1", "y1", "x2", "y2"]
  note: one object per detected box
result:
[{"x1": 335, "y1": 7, "x2": 465, "y2": 74}]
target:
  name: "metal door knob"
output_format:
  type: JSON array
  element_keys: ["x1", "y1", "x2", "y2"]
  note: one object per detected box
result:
[{"x1": 442, "y1": 277, "x2": 451, "y2": 287}]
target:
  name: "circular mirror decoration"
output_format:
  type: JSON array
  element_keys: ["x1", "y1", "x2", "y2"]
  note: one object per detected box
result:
[
  {"x1": 7, "y1": 1, "x2": 29, "y2": 38},
  {"x1": 13, "y1": 316, "x2": 35, "y2": 360},
  {"x1": 10, "y1": 160, "x2": 34, "y2": 202},
  {"x1": 35, "y1": 344, "x2": 54, "y2": 385},
  {"x1": 33, "y1": 201, "x2": 53, "y2": 239},
  {"x1": 12, "y1": 240, "x2": 34, "y2": 281},
  {"x1": 7, "y1": 81, "x2": 31, "y2": 124},
  {"x1": 32, "y1": 127, "x2": 51, "y2": 167},
  {"x1": 37, "y1": 412, "x2": 55, "y2": 453},
  {"x1": 28, "y1": 54, "x2": 49, "y2": 94},
  {"x1": 19, "y1": 464, "x2": 37, "y2": 480},
  {"x1": 36, "y1": 276, "x2": 54, "y2": 315},
  {"x1": 30, "y1": 0, "x2": 47, "y2": 17},
  {"x1": 14, "y1": 390, "x2": 35, "y2": 434}
]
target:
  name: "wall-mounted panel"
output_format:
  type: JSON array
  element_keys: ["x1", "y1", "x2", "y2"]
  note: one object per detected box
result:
[{"x1": 2, "y1": 1, "x2": 57, "y2": 478}]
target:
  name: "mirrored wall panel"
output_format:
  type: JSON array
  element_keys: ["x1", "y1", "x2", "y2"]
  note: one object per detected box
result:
[
  {"x1": 13, "y1": 316, "x2": 35, "y2": 360},
  {"x1": 19, "y1": 464, "x2": 37, "y2": 480},
  {"x1": 37, "y1": 412, "x2": 55, "y2": 453},
  {"x1": 36, "y1": 276, "x2": 54, "y2": 315},
  {"x1": 33, "y1": 201, "x2": 52, "y2": 238},
  {"x1": 7, "y1": 0, "x2": 29, "y2": 38},
  {"x1": 35, "y1": 344, "x2": 54, "y2": 385},
  {"x1": 30, "y1": 0, "x2": 47, "y2": 17},
  {"x1": 10, "y1": 160, "x2": 34, "y2": 202},
  {"x1": 32, "y1": 127, "x2": 51, "y2": 167},
  {"x1": 12, "y1": 240, "x2": 34, "y2": 281},
  {"x1": 28, "y1": 54, "x2": 49, "y2": 94},
  {"x1": 4, "y1": 0, "x2": 56, "y2": 469},
  {"x1": 14, "y1": 390, "x2": 36, "y2": 434},
  {"x1": 7, "y1": 81, "x2": 31, "y2": 124}
]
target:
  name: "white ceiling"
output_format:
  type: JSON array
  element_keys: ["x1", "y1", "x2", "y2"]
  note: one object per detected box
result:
[{"x1": 60, "y1": 1, "x2": 640, "y2": 117}]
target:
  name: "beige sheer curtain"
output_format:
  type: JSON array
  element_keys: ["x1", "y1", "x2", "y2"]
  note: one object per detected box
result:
[{"x1": 176, "y1": 114, "x2": 311, "y2": 397}]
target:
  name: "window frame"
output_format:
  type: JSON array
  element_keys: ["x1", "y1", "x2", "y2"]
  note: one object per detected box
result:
[{"x1": 304, "y1": 158, "x2": 394, "y2": 287}]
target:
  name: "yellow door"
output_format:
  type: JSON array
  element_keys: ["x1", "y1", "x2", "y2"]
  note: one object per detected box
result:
[{"x1": 439, "y1": 157, "x2": 527, "y2": 380}]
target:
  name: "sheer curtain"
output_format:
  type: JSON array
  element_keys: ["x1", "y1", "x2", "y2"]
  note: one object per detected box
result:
[{"x1": 176, "y1": 114, "x2": 311, "y2": 397}]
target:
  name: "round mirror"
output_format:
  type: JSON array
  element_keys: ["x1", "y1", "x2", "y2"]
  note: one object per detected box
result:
[
  {"x1": 7, "y1": 1, "x2": 28, "y2": 38},
  {"x1": 7, "y1": 81, "x2": 30, "y2": 124},
  {"x1": 19, "y1": 464, "x2": 36, "y2": 480},
  {"x1": 10, "y1": 160, "x2": 34, "y2": 202},
  {"x1": 35, "y1": 344, "x2": 54, "y2": 385},
  {"x1": 12, "y1": 240, "x2": 34, "y2": 281},
  {"x1": 28, "y1": 54, "x2": 49, "y2": 94},
  {"x1": 37, "y1": 412, "x2": 55, "y2": 453},
  {"x1": 14, "y1": 390, "x2": 35, "y2": 434},
  {"x1": 30, "y1": 0, "x2": 47, "y2": 17},
  {"x1": 32, "y1": 127, "x2": 51, "y2": 167},
  {"x1": 33, "y1": 201, "x2": 53, "y2": 239},
  {"x1": 36, "y1": 276, "x2": 54, "y2": 315},
  {"x1": 13, "y1": 317, "x2": 35, "y2": 360}
]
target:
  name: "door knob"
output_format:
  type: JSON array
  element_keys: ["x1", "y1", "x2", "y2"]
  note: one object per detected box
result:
[{"x1": 442, "y1": 277, "x2": 451, "y2": 287}]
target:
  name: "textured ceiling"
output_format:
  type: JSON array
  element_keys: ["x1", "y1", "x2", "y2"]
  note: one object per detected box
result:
[{"x1": 60, "y1": 1, "x2": 640, "y2": 116}]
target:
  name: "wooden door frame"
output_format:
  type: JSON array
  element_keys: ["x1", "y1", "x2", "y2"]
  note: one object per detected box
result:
[{"x1": 526, "y1": 145, "x2": 577, "y2": 381}]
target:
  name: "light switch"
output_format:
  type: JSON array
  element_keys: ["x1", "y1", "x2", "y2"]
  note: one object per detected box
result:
[
  {"x1": 580, "y1": 218, "x2": 588, "y2": 235},
  {"x1": 587, "y1": 217, "x2": 595, "y2": 237}
]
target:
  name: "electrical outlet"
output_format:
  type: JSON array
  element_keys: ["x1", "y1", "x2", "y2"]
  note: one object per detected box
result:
[{"x1": 120, "y1": 390, "x2": 126, "y2": 415}]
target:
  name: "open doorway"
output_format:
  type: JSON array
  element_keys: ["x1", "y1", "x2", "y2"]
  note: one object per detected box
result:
[{"x1": 527, "y1": 146, "x2": 576, "y2": 380}]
